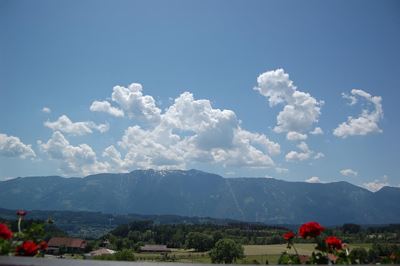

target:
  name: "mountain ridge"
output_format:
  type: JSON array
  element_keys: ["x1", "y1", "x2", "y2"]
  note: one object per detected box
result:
[{"x1": 1, "y1": 169, "x2": 399, "y2": 225}]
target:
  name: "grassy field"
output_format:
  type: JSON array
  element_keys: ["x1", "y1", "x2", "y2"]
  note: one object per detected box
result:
[
  {"x1": 244, "y1": 243, "x2": 316, "y2": 256},
  {"x1": 241, "y1": 243, "x2": 374, "y2": 264},
  {"x1": 241, "y1": 244, "x2": 316, "y2": 264},
  {"x1": 100, "y1": 243, "x2": 374, "y2": 264},
  {"x1": 134, "y1": 249, "x2": 211, "y2": 263}
]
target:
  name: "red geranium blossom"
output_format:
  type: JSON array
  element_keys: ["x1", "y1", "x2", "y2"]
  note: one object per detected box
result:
[
  {"x1": 15, "y1": 240, "x2": 39, "y2": 256},
  {"x1": 283, "y1": 231, "x2": 296, "y2": 240},
  {"x1": 16, "y1": 210, "x2": 27, "y2": 217},
  {"x1": 0, "y1": 223, "x2": 13, "y2": 240},
  {"x1": 325, "y1": 236, "x2": 342, "y2": 250},
  {"x1": 299, "y1": 221, "x2": 325, "y2": 238}
]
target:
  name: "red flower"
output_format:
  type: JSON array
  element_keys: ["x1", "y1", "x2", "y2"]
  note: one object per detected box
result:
[
  {"x1": 283, "y1": 231, "x2": 296, "y2": 240},
  {"x1": 325, "y1": 236, "x2": 342, "y2": 250},
  {"x1": 38, "y1": 241, "x2": 48, "y2": 250},
  {"x1": 299, "y1": 221, "x2": 325, "y2": 238},
  {"x1": 0, "y1": 223, "x2": 13, "y2": 240},
  {"x1": 15, "y1": 240, "x2": 39, "y2": 256},
  {"x1": 16, "y1": 210, "x2": 27, "y2": 217}
]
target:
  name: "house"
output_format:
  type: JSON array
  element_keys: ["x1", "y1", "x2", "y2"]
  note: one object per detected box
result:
[
  {"x1": 139, "y1": 244, "x2": 171, "y2": 253},
  {"x1": 47, "y1": 237, "x2": 87, "y2": 254}
]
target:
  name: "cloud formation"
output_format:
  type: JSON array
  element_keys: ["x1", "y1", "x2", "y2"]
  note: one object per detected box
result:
[
  {"x1": 255, "y1": 69, "x2": 323, "y2": 135},
  {"x1": 102, "y1": 91, "x2": 280, "y2": 171},
  {"x1": 340, "y1": 168, "x2": 358, "y2": 177},
  {"x1": 42, "y1": 107, "x2": 51, "y2": 113},
  {"x1": 0, "y1": 133, "x2": 36, "y2": 159},
  {"x1": 285, "y1": 141, "x2": 323, "y2": 162},
  {"x1": 306, "y1": 176, "x2": 321, "y2": 183},
  {"x1": 310, "y1": 127, "x2": 323, "y2": 135},
  {"x1": 334, "y1": 89, "x2": 383, "y2": 138},
  {"x1": 341, "y1": 92, "x2": 358, "y2": 106},
  {"x1": 90, "y1": 83, "x2": 161, "y2": 124},
  {"x1": 38, "y1": 131, "x2": 108, "y2": 175},
  {"x1": 90, "y1": 101, "x2": 124, "y2": 117},
  {"x1": 44, "y1": 115, "x2": 109, "y2": 136},
  {"x1": 286, "y1": 131, "x2": 307, "y2": 141},
  {"x1": 40, "y1": 87, "x2": 281, "y2": 175}
]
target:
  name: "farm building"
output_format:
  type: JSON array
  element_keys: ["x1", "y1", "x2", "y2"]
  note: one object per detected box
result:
[
  {"x1": 47, "y1": 237, "x2": 87, "y2": 254},
  {"x1": 139, "y1": 244, "x2": 171, "y2": 253}
]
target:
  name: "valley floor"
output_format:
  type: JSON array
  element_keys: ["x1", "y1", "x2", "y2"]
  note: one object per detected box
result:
[{"x1": 95, "y1": 243, "x2": 374, "y2": 264}]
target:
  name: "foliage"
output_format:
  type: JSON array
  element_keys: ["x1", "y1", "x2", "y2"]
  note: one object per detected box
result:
[
  {"x1": 349, "y1": 247, "x2": 368, "y2": 264},
  {"x1": 342, "y1": 224, "x2": 361, "y2": 234},
  {"x1": 278, "y1": 251, "x2": 301, "y2": 264},
  {"x1": 106, "y1": 220, "x2": 288, "y2": 250},
  {"x1": 186, "y1": 232, "x2": 214, "y2": 251},
  {"x1": 209, "y1": 238, "x2": 244, "y2": 264}
]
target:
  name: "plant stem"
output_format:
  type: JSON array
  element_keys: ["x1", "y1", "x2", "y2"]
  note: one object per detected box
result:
[
  {"x1": 292, "y1": 243, "x2": 299, "y2": 257},
  {"x1": 18, "y1": 217, "x2": 22, "y2": 233}
]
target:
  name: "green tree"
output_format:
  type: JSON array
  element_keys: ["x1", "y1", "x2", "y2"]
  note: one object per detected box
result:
[
  {"x1": 186, "y1": 232, "x2": 214, "y2": 252},
  {"x1": 213, "y1": 231, "x2": 223, "y2": 244},
  {"x1": 342, "y1": 223, "x2": 361, "y2": 234},
  {"x1": 209, "y1": 238, "x2": 244, "y2": 264}
]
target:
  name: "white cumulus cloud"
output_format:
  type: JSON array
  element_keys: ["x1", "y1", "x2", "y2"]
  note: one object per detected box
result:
[
  {"x1": 111, "y1": 83, "x2": 161, "y2": 123},
  {"x1": 38, "y1": 82, "x2": 283, "y2": 174},
  {"x1": 310, "y1": 127, "x2": 324, "y2": 135},
  {"x1": 90, "y1": 101, "x2": 124, "y2": 117},
  {"x1": 285, "y1": 141, "x2": 323, "y2": 162},
  {"x1": 306, "y1": 176, "x2": 321, "y2": 183},
  {"x1": 44, "y1": 115, "x2": 109, "y2": 136},
  {"x1": 0, "y1": 133, "x2": 36, "y2": 159},
  {"x1": 90, "y1": 83, "x2": 161, "y2": 124},
  {"x1": 286, "y1": 131, "x2": 307, "y2": 141},
  {"x1": 340, "y1": 168, "x2": 358, "y2": 177},
  {"x1": 255, "y1": 68, "x2": 324, "y2": 134},
  {"x1": 285, "y1": 141, "x2": 312, "y2": 162},
  {"x1": 38, "y1": 131, "x2": 109, "y2": 176},
  {"x1": 334, "y1": 89, "x2": 383, "y2": 138},
  {"x1": 42, "y1": 107, "x2": 51, "y2": 113},
  {"x1": 101, "y1": 91, "x2": 280, "y2": 171}
]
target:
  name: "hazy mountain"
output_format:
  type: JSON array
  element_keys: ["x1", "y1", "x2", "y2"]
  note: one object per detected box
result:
[{"x1": 1, "y1": 169, "x2": 399, "y2": 225}]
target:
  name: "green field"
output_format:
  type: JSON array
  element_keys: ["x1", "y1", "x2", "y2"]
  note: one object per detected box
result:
[
  {"x1": 240, "y1": 243, "x2": 374, "y2": 264},
  {"x1": 241, "y1": 244, "x2": 315, "y2": 264},
  {"x1": 244, "y1": 244, "x2": 316, "y2": 256},
  {"x1": 133, "y1": 249, "x2": 211, "y2": 263},
  {"x1": 94, "y1": 243, "x2": 375, "y2": 264}
]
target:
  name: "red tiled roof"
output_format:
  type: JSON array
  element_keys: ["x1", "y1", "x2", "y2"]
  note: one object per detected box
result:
[{"x1": 48, "y1": 237, "x2": 87, "y2": 249}]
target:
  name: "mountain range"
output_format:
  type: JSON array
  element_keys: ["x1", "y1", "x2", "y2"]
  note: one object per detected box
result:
[{"x1": 1, "y1": 169, "x2": 399, "y2": 225}]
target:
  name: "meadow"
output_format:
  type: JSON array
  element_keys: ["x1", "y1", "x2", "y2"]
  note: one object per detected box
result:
[{"x1": 118, "y1": 243, "x2": 374, "y2": 264}]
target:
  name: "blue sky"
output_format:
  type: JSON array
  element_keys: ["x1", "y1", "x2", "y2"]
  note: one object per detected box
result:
[{"x1": 0, "y1": 0, "x2": 399, "y2": 191}]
